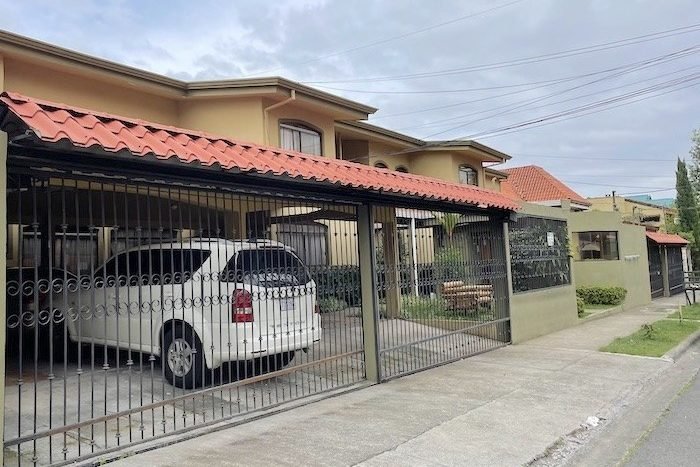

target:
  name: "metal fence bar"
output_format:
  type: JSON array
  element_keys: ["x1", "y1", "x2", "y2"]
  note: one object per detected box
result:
[{"x1": 4, "y1": 166, "x2": 367, "y2": 465}]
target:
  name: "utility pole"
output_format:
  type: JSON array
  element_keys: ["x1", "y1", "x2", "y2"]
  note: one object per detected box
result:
[{"x1": 612, "y1": 190, "x2": 618, "y2": 212}]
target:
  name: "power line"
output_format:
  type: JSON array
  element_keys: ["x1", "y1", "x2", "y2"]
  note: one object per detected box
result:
[
  {"x1": 403, "y1": 59, "x2": 699, "y2": 134},
  {"x1": 420, "y1": 49, "x2": 699, "y2": 137},
  {"x1": 365, "y1": 48, "x2": 700, "y2": 122},
  {"x1": 368, "y1": 73, "x2": 699, "y2": 161},
  {"x1": 243, "y1": 0, "x2": 528, "y2": 77},
  {"x1": 303, "y1": 23, "x2": 700, "y2": 84},
  {"x1": 563, "y1": 180, "x2": 675, "y2": 189},
  {"x1": 618, "y1": 188, "x2": 676, "y2": 195},
  {"x1": 469, "y1": 78, "x2": 700, "y2": 140}
]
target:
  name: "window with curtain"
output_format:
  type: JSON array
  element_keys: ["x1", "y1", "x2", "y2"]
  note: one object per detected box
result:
[
  {"x1": 458, "y1": 165, "x2": 478, "y2": 186},
  {"x1": 280, "y1": 122, "x2": 322, "y2": 156},
  {"x1": 574, "y1": 231, "x2": 620, "y2": 260}
]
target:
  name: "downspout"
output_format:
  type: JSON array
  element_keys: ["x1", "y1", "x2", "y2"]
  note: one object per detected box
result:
[{"x1": 263, "y1": 89, "x2": 296, "y2": 145}]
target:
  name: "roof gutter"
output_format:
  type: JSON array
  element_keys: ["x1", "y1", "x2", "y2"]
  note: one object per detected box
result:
[{"x1": 263, "y1": 89, "x2": 296, "y2": 145}]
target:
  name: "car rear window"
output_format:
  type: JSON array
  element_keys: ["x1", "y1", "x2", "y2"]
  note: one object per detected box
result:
[
  {"x1": 221, "y1": 248, "x2": 310, "y2": 287},
  {"x1": 99, "y1": 248, "x2": 211, "y2": 285}
]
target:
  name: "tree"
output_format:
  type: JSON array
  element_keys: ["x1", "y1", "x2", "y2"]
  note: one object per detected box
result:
[
  {"x1": 676, "y1": 159, "x2": 698, "y2": 232},
  {"x1": 435, "y1": 212, "x2": 460, "y2": 241},
  {"x1": 687, "y1": 129, "x2": 700, "y2": 194}
]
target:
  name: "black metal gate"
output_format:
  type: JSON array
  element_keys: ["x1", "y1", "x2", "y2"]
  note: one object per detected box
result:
[
  {"x1": 667, "y1": 246, "x2": 685, "y2": 296},
  {"x1": 4, "y1": 164, "x2": 366, "y2": 465},
  {"x1": 374, "y1": 208, "x2": 510, "y2": 381},
  {"x1": 648, "y1": 241, "x2": 664, "y2": 298}
]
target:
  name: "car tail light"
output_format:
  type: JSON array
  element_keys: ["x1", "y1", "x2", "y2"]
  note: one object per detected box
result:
[{"x1": 232, "y1": 289, "x2": 254, "y2": 323}]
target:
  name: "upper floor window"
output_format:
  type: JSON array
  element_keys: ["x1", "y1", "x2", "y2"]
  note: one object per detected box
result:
[
  {"x1": 280, "y1": 122, "x2": 322, "y2": 156},
  {"x1": 374, "y1": 162, "x2": 388, "y2": 169},
  {"x1": 458, "y1": 165, "x2": 478, "y2": 186},
  {"x1": 395, "y1": 166, "x2": 409, "y2": 173},
  {"x1": 574, "y1": 231, "x2": 619, "y2": 260}
]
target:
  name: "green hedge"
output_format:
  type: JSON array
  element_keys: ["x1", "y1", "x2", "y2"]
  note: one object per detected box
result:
[
  {"x1": 577, "y1": 297, "x2": 585, "y2": 317},
  {"x1": 576, "y1": 286, "x2": 627, "y2": 306}
]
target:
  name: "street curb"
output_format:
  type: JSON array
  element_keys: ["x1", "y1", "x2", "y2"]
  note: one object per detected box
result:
[{"x1": 664, "y1": 328, "x2": 700, "y2": 362}]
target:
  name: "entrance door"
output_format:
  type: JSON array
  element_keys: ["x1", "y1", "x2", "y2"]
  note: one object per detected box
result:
[{"x1": 648, "y1": 241, "x2": 664, "y2": 298}]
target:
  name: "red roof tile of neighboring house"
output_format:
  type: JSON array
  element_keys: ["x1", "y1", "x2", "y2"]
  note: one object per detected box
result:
[
  {"x1": 501, "y1": 165, "x2": 591, "y2": 206},
  {"x1": 0, "y1": 92, "x2": 517, "y2": 211},
  {"x1": 646, "y1": 231, "x2": 689, "y2": 245}
]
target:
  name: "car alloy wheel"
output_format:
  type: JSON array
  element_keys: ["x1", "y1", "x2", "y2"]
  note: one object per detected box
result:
[{"x1": 167, "y1": 337, "x2": 194, "y2": 378}]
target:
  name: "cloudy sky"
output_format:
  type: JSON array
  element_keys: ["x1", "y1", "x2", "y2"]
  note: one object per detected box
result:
[{"x1": 2, "y1": 0, "x2": 699, "y2": 198}]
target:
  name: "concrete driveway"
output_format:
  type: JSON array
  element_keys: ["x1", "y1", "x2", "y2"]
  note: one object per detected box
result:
[{"x1": 107, "y1": 298, "x2": 683, "y2": 466}]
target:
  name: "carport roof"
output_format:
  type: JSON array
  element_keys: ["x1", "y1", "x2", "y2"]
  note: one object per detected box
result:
[
  {"x1": 646, "y1": 231, "x2": 689, "y2": 246},
  {"x1": 0, "y1": 92, "x2": 517, "y2": 211}
]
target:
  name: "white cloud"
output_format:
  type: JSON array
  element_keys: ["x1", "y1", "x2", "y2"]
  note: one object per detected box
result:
[{"x1": 1, "y1": 0, "x2": 698, "y2": 198}]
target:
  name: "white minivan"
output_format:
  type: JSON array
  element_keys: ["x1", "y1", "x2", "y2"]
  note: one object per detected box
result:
[{"x1": 53, "y1": 239, "x2": 321, "y2": 388}]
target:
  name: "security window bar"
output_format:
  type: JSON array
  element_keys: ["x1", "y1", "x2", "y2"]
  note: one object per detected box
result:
[
  {"x1": 509, "y1": 216, "x2": 571, "y2": 293},
  {"x1": 575, "y1": 231, "x2": 620, "y2": 260}
]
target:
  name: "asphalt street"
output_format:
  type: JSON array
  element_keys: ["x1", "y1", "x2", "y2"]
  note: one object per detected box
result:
[{"x1": 625, "y1": 372, "x2": 700, "y2": 467}]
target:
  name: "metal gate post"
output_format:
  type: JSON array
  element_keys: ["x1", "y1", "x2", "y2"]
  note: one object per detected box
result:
[
  {"x1": 662, "y1": 245, "x2": 670, "y2": 297},
  {"x1": 357, "y1": 203, "x2": 381, "y2": 383},
  {"x1": 0, "y1": 131, "x2": 7, "y2": 465},
  {"x1": 502, "y1": 220, "x2": 513, "y2": 343}
]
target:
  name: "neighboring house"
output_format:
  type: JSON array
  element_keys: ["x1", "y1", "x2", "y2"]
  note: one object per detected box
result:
[
  {"x1": 626, "y1": 194, "x2": 676, "y2": 209},
  {"x1": 588, "y1": 194, "x2": 678, "y2": 231},
  {"x1": 503, "y1": 165, "x2": 653, "y2": 309},
  {"x1": 500, "y1": 165, "x2": 592, "y2": 211}
]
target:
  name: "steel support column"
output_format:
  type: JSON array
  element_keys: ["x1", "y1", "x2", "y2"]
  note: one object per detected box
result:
[
  {"x1": 0, "y1": 131, "x2": 7, "y2": 466},
  {"x1": 358, "y1": 204, "x2": 380, "y2": 383}
]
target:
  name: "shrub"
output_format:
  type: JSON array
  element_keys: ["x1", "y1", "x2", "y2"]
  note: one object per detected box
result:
[
  {"x1": 576, "y1": 286, "x2": 627, "y2": 306},
  {"x1": 317, "y1": 297, "x2": 348, "y2": 314},
  {"x1": 434, "y1": 246, "x2": 465, "y2": 282},
  {"x1": 401, "y1": 296, "x2": 447, "y2": 318},
  {"x1": 577, "y1": 297, "x2": 585, "y2": 317},
  {"x1": 309, "y1": 266, "x2": 361, "y2": 306}
]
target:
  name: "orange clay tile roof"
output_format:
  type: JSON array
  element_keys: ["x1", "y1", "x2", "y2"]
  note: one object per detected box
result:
[
  {"x1": 646, "y1": 231, "x2": 689, "y2": 245},
  {"x1": 0, "y1": 92, "x2": 517, "y2": 211},
  {"x1": 500, "y1": 165, "x2": 591, "y2": 206}
]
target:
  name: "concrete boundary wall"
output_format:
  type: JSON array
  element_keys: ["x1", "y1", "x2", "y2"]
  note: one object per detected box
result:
[{"x1": 509, "y1": 203, "x2": 578, "y2": 343}]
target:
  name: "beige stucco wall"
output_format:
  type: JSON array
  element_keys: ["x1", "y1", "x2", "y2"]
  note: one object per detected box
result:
[
  {"x1": 568, "y1": 210, "x2": 652, "y2": 309},
  {"x1": 3, "y1": 57, "x2": 180, "y2": 125},
  {"x1": 509, "y1": 202, "x2": 578, "y2": 343},
  {"x1": 408, "y1": 150, "x2": 489, "y2": 186},
  {"x1": 178, "y1": 97, "x2": 265, "y2": 144},
  {"x1": 484, "y1": 174, "x2": 504, "y2": 192},
  {"x1": 368, "y1": 141, "x2": 411, "y2": 171},
  {"x1": 410, "y1": 152, "x2": 455, "y2": 181}
]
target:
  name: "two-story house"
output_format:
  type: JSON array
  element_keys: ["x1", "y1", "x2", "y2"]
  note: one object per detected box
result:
[{"x1": 0, "y1": 30, "x2": 512, "y2": 271}]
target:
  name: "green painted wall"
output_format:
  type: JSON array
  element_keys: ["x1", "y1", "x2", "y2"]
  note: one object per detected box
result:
[
  {"x1": 568, "y1": 210, "x2": 651, "y2": 309},
  {"x1": 511, "y1": 285, "x2": 578, "y2": 343}
]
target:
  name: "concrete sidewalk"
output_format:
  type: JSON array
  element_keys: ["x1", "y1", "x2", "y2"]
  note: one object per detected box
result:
[{"x1": 110, "y1": 298, "x2": 683, "y2": 466}]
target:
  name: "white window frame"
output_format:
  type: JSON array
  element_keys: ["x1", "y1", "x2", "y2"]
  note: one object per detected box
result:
[
  {"x1": 458, "y1": 165, "x2": 478, "y2": 186},
  {"x1": 280, "y1": 122, "x2": 322, "y2": 156}
]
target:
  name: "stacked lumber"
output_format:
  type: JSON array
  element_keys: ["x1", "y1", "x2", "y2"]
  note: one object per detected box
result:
[{"x1": 441, "y1": 281, "x2": 493, "y2": 311}]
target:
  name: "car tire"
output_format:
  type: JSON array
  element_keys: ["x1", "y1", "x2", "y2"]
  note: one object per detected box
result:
[
  {"x1": 264, "y1": 351, "x2": 295, "y2": 372},
  {"x1": 162, "y1": 324, "x2": 207, "y2": 389}
]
